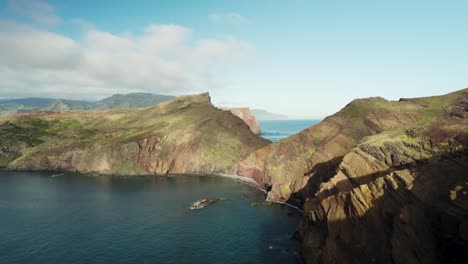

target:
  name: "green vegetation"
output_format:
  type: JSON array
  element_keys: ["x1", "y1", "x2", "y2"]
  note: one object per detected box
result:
[
  {"x1": 413, "y1": 89, "x2": 465, "y2": 124},
  {"x1": 339, "y1": 98, "x2": 395, "y2": 118},
  {"x1": 113, "y1": 160, "x2": 145, "y2": 175},
  {"x1": 0, "y1": 152, "x2": 21, "y2": 167},
  {"x1": 312, "y1": 135, "x2": 323, "y2": 146},
  {"x1": 0, "y1": 93, "x2": 176, "y2": 116},
  {"x1": 0, "y1": 93, "x2": 270, "y2": 175}
]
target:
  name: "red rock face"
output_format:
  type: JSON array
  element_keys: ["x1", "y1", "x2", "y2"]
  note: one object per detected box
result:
[
  {"x1": 225, "y1": 108, "x2": 262, "y2": 135},
  {"x1": 236, "y1": 166, "x2": 263, "y2": 185}
]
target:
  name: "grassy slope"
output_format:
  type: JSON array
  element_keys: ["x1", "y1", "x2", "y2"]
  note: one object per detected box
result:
[
  {"x1": 237, "y1": 88, "x2": 467, "y2": 201},
  {"x1": 0, "y1": 93, "x2": 176, "y2": 116},
  {"x1": 299, "y1": 91, "x2": 468, "y2": 264},
  {"x1": 0, "y1": 93, "x2": 270, "y2": 174}
]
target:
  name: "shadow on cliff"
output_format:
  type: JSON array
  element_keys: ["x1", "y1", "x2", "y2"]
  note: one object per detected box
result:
[{"x1": 295, "y1": 152, "x2": 468, "y2": 264}]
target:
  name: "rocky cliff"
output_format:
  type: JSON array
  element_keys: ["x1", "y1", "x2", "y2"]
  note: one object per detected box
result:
[
  {"x1": 300, "y1": 120, "x2": 467, "y2": 264},
  {"x1": 0, "y1": 93, "x2": 270, "y2": 175},
  {"x1": 236, "y1": 96, "x2": 423, "y2": 201},
  {"x1": 225, "y1": 107, "x2": 262, "y2": 135},
  {"x1": 235, "y1": 88, "x2": 467, "y2": 263}
]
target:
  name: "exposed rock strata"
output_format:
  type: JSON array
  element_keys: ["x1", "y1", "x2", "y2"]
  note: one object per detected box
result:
[
  {"x1": 237, "y1": 96, "x2": 423, "y2": 201},
  {"x1": 300, "y1": 122, "x2": 468, "y2": 264},
  {"x1": 235, "y1": 88, "x2": 468, "y2": 263}
]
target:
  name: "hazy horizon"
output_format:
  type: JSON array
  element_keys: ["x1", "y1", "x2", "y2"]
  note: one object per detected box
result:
[{"x1": 1, "y1": 0, "x2": 467, "y2": 119}]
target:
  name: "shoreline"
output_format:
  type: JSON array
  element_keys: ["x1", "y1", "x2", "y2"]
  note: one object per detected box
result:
[
  {"x1": 0, "y1": 168, "x2": 266, "y2": 192},
  {"x1": 1, "y1": 168, "x2": 304, "y2": 212},
  {"x1": 214, "y1": 173, "x2": 266, "y2": 192}
]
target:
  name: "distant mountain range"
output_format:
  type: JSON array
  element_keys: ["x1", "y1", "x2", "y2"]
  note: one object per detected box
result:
[
  {"x1": 251, "y1": 109, "x2": 289, "y2": 120},
  {"x1": 0, "y1": 93, "x2": 176, "y2": 116},
  {"x1": 0, "y1": 93, "x2": 291, "y2": 122}
]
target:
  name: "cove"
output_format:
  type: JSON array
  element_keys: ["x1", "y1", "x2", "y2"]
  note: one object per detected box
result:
[{"x1": 0, "y1": 170, "x2": 300, "y2": 264}]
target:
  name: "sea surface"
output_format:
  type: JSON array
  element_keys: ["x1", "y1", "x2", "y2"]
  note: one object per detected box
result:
[
  {"x1": 0, "y1": 170, "x2": 300, "y2": 264},
  {"x1": 258, "y1": 119, "x2": 321, "y2": 142}
]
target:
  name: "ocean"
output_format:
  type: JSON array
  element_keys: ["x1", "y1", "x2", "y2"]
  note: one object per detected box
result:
[
  {"x1": 258, "y1": 119, "x2": 321, "y2": 141},
  {"x1": 0, "y1": 171, "x2": 300, "y2": 264},
  {"x1": 0, "y1": 120, "x2": 318, "y2": 263}
]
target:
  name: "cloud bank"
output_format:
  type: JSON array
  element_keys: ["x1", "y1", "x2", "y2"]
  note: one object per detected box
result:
[{"x1": 0, "y1": 0, "x2": 251, "y2": 99}]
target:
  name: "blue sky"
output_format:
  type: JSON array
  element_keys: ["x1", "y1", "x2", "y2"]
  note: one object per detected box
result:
[{"x1": 0, "y1": 0, "x2": 467, "y2": 118}]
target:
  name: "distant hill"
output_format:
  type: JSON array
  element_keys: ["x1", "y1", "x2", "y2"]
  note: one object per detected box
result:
[
  {"x1": 0, "y1": 93, "x2": 176, "y2": 116},
  {"x1": 1, "y1": 98, "x2": 57, "y2": 107},
  {"x1": 251, "y1": 109, "x2": 288, "y2": 120},
  {"x1": 94, "y1": 93, "x2": 175, "y2": 110}
]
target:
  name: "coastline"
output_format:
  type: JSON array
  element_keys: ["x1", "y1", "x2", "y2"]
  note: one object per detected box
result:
[
  {"x1": 0, "y1": 168, "x2": 266, "y2": 192},
  {"x1": 214, "y1": 173, "x2": 266, "y2": 192},
  {"x1": 0, "y1": 168, "x2": 300, "y2": 264},
  {"x1": 1, "y1": 168, "x2": 303, "y2": 212}
]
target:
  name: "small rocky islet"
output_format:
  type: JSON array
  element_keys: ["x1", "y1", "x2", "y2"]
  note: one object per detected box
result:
[
  {"x1": 189, "y1": 198, "x2": 219, "y2": 210},
  {"x1": 1, "y1": 88, "x2": 467, "y2": 264}
]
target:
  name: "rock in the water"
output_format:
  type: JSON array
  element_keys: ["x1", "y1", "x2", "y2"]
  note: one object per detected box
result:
[{"x1": 189, "y1": 198, "x2": 218, "y2": 210}]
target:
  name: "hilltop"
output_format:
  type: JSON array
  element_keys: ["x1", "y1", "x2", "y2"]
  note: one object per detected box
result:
[
  {"x1": 0, "y1": 93, "x2": 269, "y2": 175},
  {"x1": 0, "y1": 93, "x2": 176, "y2": 116}
]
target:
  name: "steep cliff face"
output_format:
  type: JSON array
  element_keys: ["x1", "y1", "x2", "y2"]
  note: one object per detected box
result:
[
  {"x1": 225, "y1": 107, "x2": 262, "y2": 135},
  {"x1": 236, "y1": 96, "x2": 424, "y2": 201},
  {"x1": 0, "y1": 93, "x2": 270, "y2": 175},
  {"x1": 237, "y1": 89, "x2": 467, "y2": 203},
  {"x1": 233, "y1": 88, "x2": 467, "y2": 263},
  {"x1": 300, "y1": 119, "x2": 468, "y2": 264}
]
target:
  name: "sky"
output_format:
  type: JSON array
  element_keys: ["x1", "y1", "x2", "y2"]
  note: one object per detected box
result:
[{"x1": 0, "y1": 0, "x2": 467, "y2": 118}]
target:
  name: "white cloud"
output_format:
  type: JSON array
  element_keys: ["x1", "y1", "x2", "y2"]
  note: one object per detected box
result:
[
  {"x1": 209, "y1": 12, "x2": 250, "y2": 26},
  {"x1": 8, "y1": 0, "x2": 62, "y2": 25},
  {"x1": 0, "y1": 20, "x2": 252, "y2": 99},
  {"x1": 0, "y1": 21, "x2": 79, "y2": 69}
]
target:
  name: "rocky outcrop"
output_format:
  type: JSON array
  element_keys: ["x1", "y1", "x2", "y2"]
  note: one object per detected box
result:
[
  {"x1": 300, "y1": 121, "x2": 468, "y2": 264},
  {"x1": 0, "y1": 93, "x2": 270, "y2": 175},
  {"x1": 233, "y1": 88, "x2": 468, "y2": 263},
  {"x1": 225, "y1": 107, "x2": 262, "y2": 135},
  {"x1": 236, "y1": 96, "x2": 424, "y2": 201},
  {"x1": 236, "y1": 90, "x2": 468, "y2": 203}
]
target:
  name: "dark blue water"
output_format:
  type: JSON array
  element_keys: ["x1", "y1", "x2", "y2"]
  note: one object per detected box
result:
[
  {"x1": 259, "y1": 120, "x2": 321, "y2": 142},
  {"x1": 0, "y1": 170, "x2": 300, "y2": 264}
]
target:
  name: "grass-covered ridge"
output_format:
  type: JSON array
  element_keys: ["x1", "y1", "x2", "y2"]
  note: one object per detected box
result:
[
  {"x1": 236, "y1": 87, "x2": 468, "y2": 201},
  {"x1": 0, "y1": 93, "x2": 270, "y2": 175},
  {"x1": 0, "y1": 93, "x2": 177, "y2": 116}
]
